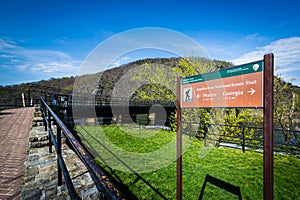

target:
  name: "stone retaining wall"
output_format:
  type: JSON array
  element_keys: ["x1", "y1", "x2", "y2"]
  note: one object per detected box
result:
[{"x1": 21, "y1": 106, "x2": 101, "y2": 199}]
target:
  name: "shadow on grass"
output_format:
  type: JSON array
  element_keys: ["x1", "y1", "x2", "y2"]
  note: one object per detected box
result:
[
  {"x1": 199, "y1": 174, "x2": 242, "y2": 200},
  {"x1": 76, "y1": 126, "x2": 168, "y2": 200}
]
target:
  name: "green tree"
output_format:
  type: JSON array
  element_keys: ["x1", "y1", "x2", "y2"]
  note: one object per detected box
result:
[
  {"x1": 129, "y1": 57, "x2": 224, "y2": 132},
  {"x1": 128, "y1": 57, "x2": 264, "y2": 148},
  {"x1": 274, "y1": 76, "x2": 299, "y2": 147},
  {"x1": 220, "y1": 108, "x2": 263, "y2": 146}
]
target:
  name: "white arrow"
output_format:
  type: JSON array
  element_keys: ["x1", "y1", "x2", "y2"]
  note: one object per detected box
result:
[
  {"x1": 196, "y1": 94, "x2": 201, "y2": 99},
  {"x1": 247, "y1": 88, "x2": 256, "y2": 95}
]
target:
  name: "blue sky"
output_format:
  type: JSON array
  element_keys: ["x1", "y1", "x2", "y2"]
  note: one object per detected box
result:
[{"x1": 0, "y1": 0, "x2": 300, "y2": 86}]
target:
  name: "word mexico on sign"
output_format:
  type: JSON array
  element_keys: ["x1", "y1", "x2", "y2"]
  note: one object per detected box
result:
[{"x1": 181, "y1": 60, "x2": 264, "y2": 108}]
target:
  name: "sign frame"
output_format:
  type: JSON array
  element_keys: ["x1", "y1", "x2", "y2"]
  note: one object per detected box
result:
[
  {"x1": 176, "y1": 54, "x2": 274, "y2": 200},
  {"x1": 181, "y1": 60, "x2": 264, "y2": 108}
]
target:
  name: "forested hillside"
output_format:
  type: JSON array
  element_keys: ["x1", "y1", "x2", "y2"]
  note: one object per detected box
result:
[
  {"x1": 0, "y1": 57, "x2": 227, "y2": 105},
  {"x1": 0, "y1": 77, "x2": 75, "y2": 106},
  {"x1": 1, "y1": 57, "x2": 299, "y2": 107}
]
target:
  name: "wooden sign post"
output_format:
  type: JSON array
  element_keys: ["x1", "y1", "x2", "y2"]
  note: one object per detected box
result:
[
  {"x1": 176, "y1": 53, "x2": 274, "y2": 200},
  {"x1": 176, "y1": 76, "x2": 182, "y2": 200},
  {"x1": 263, "y1": 53, "x2": 274, "y2": 200}
]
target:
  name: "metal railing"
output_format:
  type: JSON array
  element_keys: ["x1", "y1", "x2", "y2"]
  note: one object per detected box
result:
[
  {"x1": 28, "y1": 83, "x2": 72, "y2": 106},
  {"x1": 191, "y1": 122, "x2": 300, "y2": 154},
  {"x1": 40, "y1": 96, "x2": 123, "y2": 200},
  {"x1": 70, "y1": 97, "x2": 176, "y2": 107}
]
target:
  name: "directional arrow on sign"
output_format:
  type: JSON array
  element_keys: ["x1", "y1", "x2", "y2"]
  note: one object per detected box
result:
[
  {"x1": 247, "y1": 88, "x2": 256, "y2": 95},
  {"x1": 196, "y1": 94, "x2": 201, "y2": 99}
]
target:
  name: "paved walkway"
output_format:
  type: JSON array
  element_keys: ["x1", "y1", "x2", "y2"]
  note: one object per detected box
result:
[{"x1": 0, "y1": 107, "x2": 34, "y2": 200}]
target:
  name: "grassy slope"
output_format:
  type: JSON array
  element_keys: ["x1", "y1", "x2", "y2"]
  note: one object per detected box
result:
[{"x1": 75, "y1": 126, "x2": 299, "y2": 200}]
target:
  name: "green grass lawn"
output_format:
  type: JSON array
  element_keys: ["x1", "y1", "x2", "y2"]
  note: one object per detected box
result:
[{"x1": 75, "y1": 125, "x2": 300, "y2": 200}]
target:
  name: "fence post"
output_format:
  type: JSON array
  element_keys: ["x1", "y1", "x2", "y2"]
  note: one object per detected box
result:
[
  {"x1": 238, "y1": 122, "x2": 245, "y2": 153},
  {"x1": 44, "y1": 103, "x2": 48, "y2": 132},
  {"x1": 40, "y1": 100, "x2": 43, "y2": 124},
  {"x1": 57, "y1": 125, "x2": 62, "y2": 186},
  {"x1": 48, "y1": 109, "x2": 52, "y2": 153},
  {"x1": 242, "y1": 126, "x2": 245, "y2": 153}
]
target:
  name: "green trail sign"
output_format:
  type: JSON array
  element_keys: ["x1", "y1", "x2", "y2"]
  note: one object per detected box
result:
[{"x1": 181, "y1": 60, "x2": 264, "y2": 108}]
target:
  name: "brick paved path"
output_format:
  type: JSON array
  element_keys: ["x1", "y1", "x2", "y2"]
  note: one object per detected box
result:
[{"x1": 0, "y1": 108, "x2": 34, "y2": 200}]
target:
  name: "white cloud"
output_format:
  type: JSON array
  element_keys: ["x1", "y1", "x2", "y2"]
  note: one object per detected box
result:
[
  {"x1": 231, "y1": 37, "x2": 300, "y2": 66},
  {"x1": 231, "y1": 37, "x2": 300, "y2": 85},
  {"x1": 245, "y1": 33, "x2": 260, "y2": 40},
  {"x1": 17, "y1": 64, "x2": 29, "y2": 71},
  {"x1": 0, "y1": 38, "x2": 16, "y2": 49},
  {"x1": 107, "y1": 56, "x2": 131, "y2": 68},
  {"x1": 0, "y1": 54, "x2": 14, "y2": 58},
  {"x1": 0, "y1": 37, "x2": 81, "y2": 75}
]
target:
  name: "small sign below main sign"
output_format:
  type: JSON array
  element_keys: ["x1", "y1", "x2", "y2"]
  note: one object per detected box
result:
[{"x1": 181, "y1": 60, "x2": 264, "y2": 108}]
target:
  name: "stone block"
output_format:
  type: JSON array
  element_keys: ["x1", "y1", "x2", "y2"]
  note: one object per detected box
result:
[
  {"x1": 45, "y1": 182, "x2": 58, "y2": 199},
  {"x1": 29, "y1": 136, "x2": 38, "y2": 142},
  {"x1": 34, "y1": 111, "x2": 42, "y2": 118},
  {"x1": 26, "y1": 165, "x2": 39, "y2": 176},
  {"x1": 28, "y1": 154, "x2": 39, "y2": 161},
  {"x1": 23, "y1": 175, "x2": 35, "y2": 184},
  {"x1": 22, "y1": 180, "x2": 40, "y2": 191},
  {"x1": 81, "y1": 186, "x2": 102, "y2": 200},
  {"x1": 21, "y1": 188, "x2": 42, "y2": 200},
  {"x1": 25, "y1": 158, "x2": 48, "y2": 168},
  {"x1": 38, "y1": 161, "x2": 56, "y2": 174},
  {"x1": 30, "y1": 140, "x2": 49, "y2": 148}
]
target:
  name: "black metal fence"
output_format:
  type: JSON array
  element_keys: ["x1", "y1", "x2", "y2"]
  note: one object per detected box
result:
[
  {"x1": 49, "y1": 100, "x2": 300, "y2": 156},
  {"x1": 192, "y1": 123, "x2": 300, "y2": 155},
  {"x1": 40, "y1": 96, "x2": 124, "y2": 200}
]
